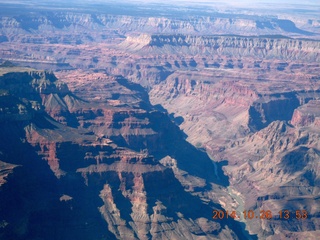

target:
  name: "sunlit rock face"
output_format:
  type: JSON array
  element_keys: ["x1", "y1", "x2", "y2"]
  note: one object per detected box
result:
[
  {"x1": 1, "y1": 1, "x2": 320, "y2": 239},
  {"x1": 0, "y1": 68, "x2": 249, "y2": 240}
]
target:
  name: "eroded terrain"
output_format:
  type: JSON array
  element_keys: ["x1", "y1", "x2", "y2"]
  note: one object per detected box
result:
[{"x1": 0, "y1": 1, "x2": 320, "y2": 239}]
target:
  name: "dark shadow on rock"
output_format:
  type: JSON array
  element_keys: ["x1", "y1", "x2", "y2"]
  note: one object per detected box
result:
[
  {"x1": 169, "y1": 113, "x2": 184, "y2": 126},
  {"x1": 276, "y1": 19, "x2": 314, "y2": 36},
  {"x1": 148, "y1": 111, "x2": 229, "y2": 187},
  {"x1": 143, "y1": 168, "x2": 256, "y2": 239},
  {"x1": 153, "y1": 104, "x2": 168, "y2": 114},
  {"x1": 115, "y1": 75, "x2": 151, "y2": 108},
  {"x1": 0, "y1": 121, "x2": 115, "y2": 240}
]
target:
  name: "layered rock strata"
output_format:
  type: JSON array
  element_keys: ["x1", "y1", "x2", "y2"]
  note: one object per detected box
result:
[{"x1": 0, "y1": 68, "x2": 250, "y2": 240}]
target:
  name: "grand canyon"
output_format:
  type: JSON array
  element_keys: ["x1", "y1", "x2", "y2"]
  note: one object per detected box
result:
[{"x1": 0, "y1": 1, "x2": 319, "y2": 239}]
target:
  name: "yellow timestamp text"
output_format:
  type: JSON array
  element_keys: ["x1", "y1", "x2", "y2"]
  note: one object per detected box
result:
[{"x1": 212, "y1": 209, "x2": 308, "y2": 220}]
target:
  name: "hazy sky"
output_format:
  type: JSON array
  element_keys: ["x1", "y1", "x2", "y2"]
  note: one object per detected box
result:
[
  {"x1": 119, "y1": 0, "x2": 320, "y2": 4},
  {"x1": 7, "y1": 0, "x2": 320, "y2": 6},
  {"x1": 93, "y1": 0, "x2": 320, "y2": 8},
  {"x1": 5, "y1": 0, "x2": 320, "y2": 9}
]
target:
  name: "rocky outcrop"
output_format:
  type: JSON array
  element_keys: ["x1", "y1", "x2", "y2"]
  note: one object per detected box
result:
[
  {"x1": 0, "y1": 70, "x2": 60, "y2": 93},
  {"x1": 0, "y1": 160, "x2": 18, "y2": 187},
  {"x1": 249, "y1": 91, "x2": 320, "y2": 130},
  {"x1": 0, "y1": 4, "x2": 318, "y2": 41},
  {"x1": 0, "y1": 95, "x2": 33, "y2": 122},
  {"x1": 221, "y1": 120, "x2": 320, "y2": 239},
  {"x1": 127, "y1": 32, "x2": 320, "y2": 240},
  {"x1": 291, "y1": 100, "x2": 320, "y2": 127},
  {"x1": 120, "y1": 34, "x2": 320, "y2": 61},
  {"x1": 0, "y1": 68, "x2": 84, "y2": 126},
  {"x1": 0, "y1": 67, "x2": 252, "y2": 240},
  {"x1": 1, "y1": 2, "x2": 319, "y2": 239}
]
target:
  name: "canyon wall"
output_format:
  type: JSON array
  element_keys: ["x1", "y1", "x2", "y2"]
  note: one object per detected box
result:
[
  {"x1": 1, "y1": 2, "x2": 320, "y2": 239},
  {"x1": 0, "y1": 68, "x2": 251, "y2": 240}
]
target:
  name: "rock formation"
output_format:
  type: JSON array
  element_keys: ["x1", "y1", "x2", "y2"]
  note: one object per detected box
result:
[
  {"x1": 0, "y1": 67, "x2": 251, "y2": 239},
  {"x1": 1, "y1": 1, "x2": 320, "y2": 239}
]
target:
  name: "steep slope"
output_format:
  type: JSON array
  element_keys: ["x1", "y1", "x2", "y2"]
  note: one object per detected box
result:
[
  {"x1": 291, "y1": 100, "x2": 320, "y2": 127},
  {"x1": 109, "y1": 33, "x2": 320, "y2": 239},
  {"x1": 0, "y1": 67, "x2": 252, "y2": 240},
  {"x1": 120, "y1": 34, "x2": 320, "y2": 62},
  {"x1": 0, "y1": 2, "x2": 319, "y2": 239},
  {"x1": 0, "y1": 4, "x2": 318, "y2": 45},
  {"x1": 222, "y1": 120, "x2": 320, "y2": 239}
]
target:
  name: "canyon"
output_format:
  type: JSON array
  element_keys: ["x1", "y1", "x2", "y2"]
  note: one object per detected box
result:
[
  {"x1": 0, "y1": 1, "x2": 320, "y2": 239},
  {"x1": 0, "y1": 67, "x2": 250, "y2": 239}
]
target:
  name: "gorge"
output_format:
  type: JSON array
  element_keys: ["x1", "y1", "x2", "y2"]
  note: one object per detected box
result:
[{"x1": 0, "y1": 1, "x2": 319, "y2": 239}]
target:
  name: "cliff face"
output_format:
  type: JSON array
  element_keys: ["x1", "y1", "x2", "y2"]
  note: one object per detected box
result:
[
  {"x1": 120, "y1": 34, "x2": 320, "y2": 62},
  {"x1": 0, "y1": 68, "x2": 82, "y2": 127},
  {"x1": 248, "y1": 91, "x2": 320, "y2": 131},
  {"x1": 0, "y1": 160, "x2": 17, "y2": 187},
  {"x1": 0, "y1": 68, "x2": 250, "y2": 240},
  {"x1": 125, "y1": 33, "x2": 319, "y2": 153},
  {"x1": 126, "y1": 33, "x2": 320, "y2": 239},
  {"x1": 291, "y1": 100, "x2": 320, "y2": 127},
  {"x1": 0, "y1": 10, "x2": 318, "y2": 42},
  {"x1": 149, "y1": 70, "x2": 320, "y2": 153},
  {"x1": 222, "y1": 120, "x2": 320, "y2": 239},
  {"x1": 1, "y1": 3, "x2": 320, "y2": 239},
  {"x1": 0, "y1": 5, "x2": 319, "y2": 76}
]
